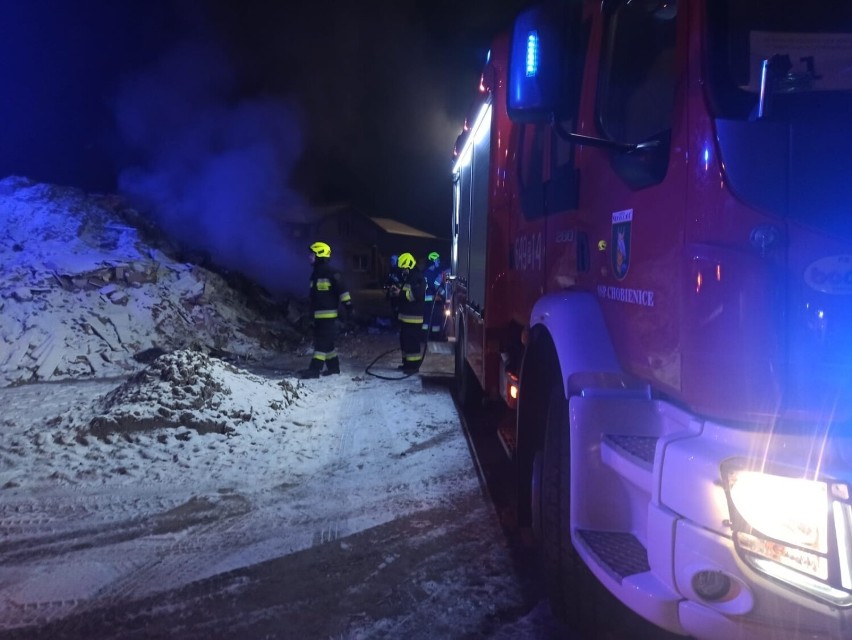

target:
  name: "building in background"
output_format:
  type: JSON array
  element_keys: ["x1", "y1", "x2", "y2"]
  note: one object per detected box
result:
[{"x1": 314, "y1": 204, "x2": 449, "y2": 293}]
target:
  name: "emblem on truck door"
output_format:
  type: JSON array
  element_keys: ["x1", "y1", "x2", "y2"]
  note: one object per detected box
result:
[{"x1": 611, "y1": 209, "x2": 633, "y2": 281}]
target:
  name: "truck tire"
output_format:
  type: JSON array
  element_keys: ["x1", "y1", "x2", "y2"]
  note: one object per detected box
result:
[
  {"x1": 537, "y1": 376, "x2": 598, "y2": 630},
  {"x1": 537, "y1": 375, "x2": 681, "y2": 639}
]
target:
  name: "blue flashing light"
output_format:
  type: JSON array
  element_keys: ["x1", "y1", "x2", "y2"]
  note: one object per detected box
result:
[
  {"x1": 525, "y1": 31, "x2": 539, "y2": 78},
  {"x1": 702, "y1": 143, "x2": 712, "y2": 172}
]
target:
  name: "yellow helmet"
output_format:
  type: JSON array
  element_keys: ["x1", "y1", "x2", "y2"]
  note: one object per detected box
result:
[
  {"x1": 398, "y1": 252, "x2": 416, "y2": 269},
  {"x1": 310, "y1": 241, "x2": 331, "y2": 258}
]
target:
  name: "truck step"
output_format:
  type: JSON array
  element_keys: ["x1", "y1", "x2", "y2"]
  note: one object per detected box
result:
[
  {"x1": 496, "y1": 420, "x2": 516, "y2": 459},
  {"x1": 602, "y1": 434, "x2": 657, "y2": 468},
  {"x1": 575, "y1": 529, "x2": 650, "y2": 582},
  {"x1": 575, "y1": 528, "x2": 682, "y2": 633},
  {"x1": 600, "y1": 434, "x2": 658, "y2": 492}
]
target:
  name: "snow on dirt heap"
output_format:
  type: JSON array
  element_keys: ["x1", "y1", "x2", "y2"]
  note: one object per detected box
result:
[
  {"x1": 88, "y1": 349, "x2": 304, "y2": 437},
  {"x1": 0, "y1": 176, "x2": 297, "y2": 387}
]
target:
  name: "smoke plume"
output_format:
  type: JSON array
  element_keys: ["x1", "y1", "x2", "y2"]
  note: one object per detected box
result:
[{"x1": 115, "y1": 39, "x2": 310, "y2": 298}]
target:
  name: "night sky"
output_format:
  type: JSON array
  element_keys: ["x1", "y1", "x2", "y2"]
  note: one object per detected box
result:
[{"x1": 0, "y1": 0, "x2": 528, "y2": 242}]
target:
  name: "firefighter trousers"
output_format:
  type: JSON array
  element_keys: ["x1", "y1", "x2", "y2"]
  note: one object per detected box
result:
[
  {"x1": 310, "y1": 316, "x2": 340, "y2": 372},
  {"x1": 399, "y1": 320, "x2": 423, "y2": 371},
  {"x1": 422, "y1": 298, "x2": 444, "y2": 341}
]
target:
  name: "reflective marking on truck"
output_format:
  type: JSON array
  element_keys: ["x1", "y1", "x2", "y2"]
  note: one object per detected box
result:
[
  {"x1": 514, "y1": 232, "x2": 543, "y2": 271},
  {"x1": 597, "y1": 284, "x2": 655, "y2": 307}
]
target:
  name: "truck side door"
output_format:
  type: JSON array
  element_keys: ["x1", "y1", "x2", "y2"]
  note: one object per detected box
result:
[{"x1": 582, "y1": 0, "x2": 687, "y2": 394}]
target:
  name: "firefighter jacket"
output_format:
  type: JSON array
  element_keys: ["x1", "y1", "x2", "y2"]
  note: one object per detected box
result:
[
  {"x1": 309, "y1": 259, "x2": 352, "y2": 319},
  {"x1": 423, "y1": 262, "x2": 445, "y2": 303},
  {"x1": 397, "y1": 266, "x2": 425, "y2": 324}
]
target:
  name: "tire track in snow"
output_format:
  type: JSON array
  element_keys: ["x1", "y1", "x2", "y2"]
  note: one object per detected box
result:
[
  {"x1": 311, "y1": 377, "x2": 363, "y2": 545},
  {"x1": 307, "y1": 375, "x2": 467, "y2": 548},
  {"x1": 0, "y1": 491, "x2": 257, "y2": 629},
  {"x1": 0, "y1": 360, "x2": 477, "y2": 634},
  {"x1": 311, "y1": 374, "x2": 403, "y2": 546}
]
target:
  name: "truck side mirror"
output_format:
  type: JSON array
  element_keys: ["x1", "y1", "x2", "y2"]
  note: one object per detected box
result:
[{"x1": 507, "y1": 3, "x2": 579, "y2": 123}]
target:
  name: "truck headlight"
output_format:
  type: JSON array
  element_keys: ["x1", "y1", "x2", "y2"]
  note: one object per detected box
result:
[
  {"x1": 722, "y1": 461, "x2": 852, "y2": 605},
  {"x1": 728, "y1": 470, "x2": 827, "y2": 554}
]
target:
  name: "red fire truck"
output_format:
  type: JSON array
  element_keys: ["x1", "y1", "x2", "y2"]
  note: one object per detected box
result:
[{"x1": 450, "y1": 1, "x2": 852, "y2": 637}]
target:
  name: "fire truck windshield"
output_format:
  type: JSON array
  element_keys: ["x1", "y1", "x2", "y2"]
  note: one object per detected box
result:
[
  {"x1": 706, "y1": 1, "x2": 852, "y2": 119},
  {"x1": 705, "y1": 1, "x2": 852, "y2": 232}
]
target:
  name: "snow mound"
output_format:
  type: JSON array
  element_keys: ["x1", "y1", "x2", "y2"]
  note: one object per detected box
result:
[
  {"x1": 88, "y1": 349, "x2": 305, "y2": 437},
  {"x1": 0, "y1": 176, "x2": 300, "y2": 387}
]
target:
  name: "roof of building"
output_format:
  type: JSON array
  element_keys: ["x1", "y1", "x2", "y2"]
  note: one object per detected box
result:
[{"x1": 370, "y1": 217, "x2": 437, "y2": 239}]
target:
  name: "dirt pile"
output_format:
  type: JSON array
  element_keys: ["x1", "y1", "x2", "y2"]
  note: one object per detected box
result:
[
  {"x1": 88, "y1": 349, "x2": 304, "y2": 437},
  {"x1": 0, "y1": 177, "x2": 303, "y2": 387}
]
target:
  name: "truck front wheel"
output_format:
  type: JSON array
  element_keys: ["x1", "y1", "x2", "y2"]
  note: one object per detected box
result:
[
  {"x1": 531, "y1": 376, "x2": 582, "y2": 623},
  {"x1": 536, "y1": 374, "x2": 679, "y2": 639},
  {"x1": 536, "y1": 376, "x2": 597, "y2": 628}
]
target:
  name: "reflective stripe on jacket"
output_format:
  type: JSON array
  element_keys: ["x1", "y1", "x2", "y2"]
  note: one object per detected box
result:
[
  {"x1": 397, "y1": 266, "x2": 424, "y2": 323},
  {"x1": 310, "y1": 260, "x2": 351, "y2": 319}
]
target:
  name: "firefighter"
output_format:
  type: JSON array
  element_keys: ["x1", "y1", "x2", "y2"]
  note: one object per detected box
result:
[
  {"x1": 300, "y1": 241, "x2": 353, "y2": 379},
  {"x1": 390, "y1": 252, "x2": 424, "y2": 372},
  {"x1": 422, "y1": 251, "x2": 446, "y2": 342}
]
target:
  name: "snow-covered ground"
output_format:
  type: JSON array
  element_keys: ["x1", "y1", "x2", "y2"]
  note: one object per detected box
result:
[
  {"x1": 0, "y1": 350, "x2": 490, "y2": 631},
  {"x1": 0, "y1": 178, "x2": 570, "y2": 638}
]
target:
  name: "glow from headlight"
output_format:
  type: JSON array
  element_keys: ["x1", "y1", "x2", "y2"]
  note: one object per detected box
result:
[
  {"x1": 835, "y1": 501, "x2": 852, "y2": 590},
  {"x1": 729, "y1": 471, "x2": 828, "y2": 553},
  {"x1": 736, "y1": 531, "x2": 828, "y2": 580},
  {"x1": 751, "y1": 556, "x2": 851, "y2": 604}
]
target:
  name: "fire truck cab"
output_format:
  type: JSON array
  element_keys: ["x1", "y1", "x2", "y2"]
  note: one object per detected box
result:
[{"x1": 451, "y1": 1, "x2": 852, "y2": 637}]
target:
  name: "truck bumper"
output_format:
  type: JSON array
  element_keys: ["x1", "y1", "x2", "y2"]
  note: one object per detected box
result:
[
  {"x1": 663, "y1": 422, "x2": 851, "y2": 640},
  {"x1": 570, "y1": 394, "x2": 851, "y2": 639},
  {"x1": 674, "y1": 519, "x2": 846, "y2": 640}
]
